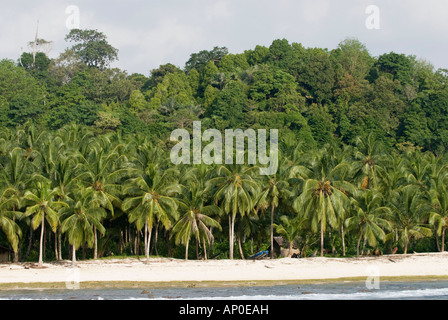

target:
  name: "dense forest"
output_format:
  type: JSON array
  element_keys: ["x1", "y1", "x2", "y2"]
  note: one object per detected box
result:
[{"x1": 1, "y1": 29, "x2": 448, "y2": 264}]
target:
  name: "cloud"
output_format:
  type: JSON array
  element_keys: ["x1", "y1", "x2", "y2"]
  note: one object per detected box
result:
[
  {"x1": 0, "y1": 0, "x2": 447, "y2": 73},
  {"x1": 205, "y1": 1, "x2": 230, "y2": 21}
]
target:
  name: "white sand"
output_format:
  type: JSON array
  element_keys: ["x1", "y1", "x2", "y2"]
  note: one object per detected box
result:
[{"x1": 1, "y1": 252, "x2": 448, "y2": 286}]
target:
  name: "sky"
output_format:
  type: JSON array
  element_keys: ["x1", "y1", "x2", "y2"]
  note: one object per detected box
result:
[{"x1": 1, "y1": 0, "x2": 448, "y2": 75}]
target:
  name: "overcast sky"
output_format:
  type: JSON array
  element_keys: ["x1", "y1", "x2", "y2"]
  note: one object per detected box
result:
[{"x1": 1, "y1": 0, "x2": 447, "y2": 75}]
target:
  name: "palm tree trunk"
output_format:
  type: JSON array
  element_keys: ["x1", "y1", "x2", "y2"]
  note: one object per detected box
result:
[
  {"x1": 25, "y1": 224, "x2": 33, "y2": 261},
  {"x1": 320, "y1": 219, "x2": 324, "y2": 257},
  {"x1": 145, "y1": 223, "x2": 152, "y2": 264},
  {"x1": 356, "y1": 229, "x2": 363, "y2": 257},
  {"x1": 208, "y1": 227, "x2": 214, "y2": 256},
  {"x1": 196, "y1": 239, "x2": 199, "y2": 260},
  {"x1": 38, "y1": 215, "x2": 45, "y2": 266},
  {"x1": 185, "y1": 241, "x2": 189, "y2": 260},
  {"x1": 203, "y1": 238, "x2": 208, "y2": 260},
  {"x1": 134, "y1": 229, "x2": 139, "y2": 256},
  {"x1": 58, "y1": 230, "x2": 62, "y2": 260},
  {"x1": 238, "y1": 232, "x2": 245, "y2": 260},
  {"x1": 341, "y1": 224, "x2": 346, "y2": 256},
  {"x1": 153, "y1": 222, "x2": 159, "y2": 256},
  {"x1": 93, "y1": 226, "x2": 98, "y2": 259},
  {"x1": 144, "y1": 222, "x2": 148, "y2": 258},
  {"x1": 436, "y1": 227, "x2": 441, "y2": 252},
  {"x1": 72, "y1": 245, "x2": 76, "y2": 266},
  {"x1": 442, "y1": 226, "x2": 446, "y2": 252},
  {"x1": 362, "y1": 236, "x2": 367, "y2": 255},
  {"x1": 270, "y1": 203, "x2": 275, "y2": 259},
  {"x1": 404, "y1": 239, "x2": 409, "y2": 254},
  {"x1": 229, "y1": 214, "x2": 234, "y2": 260},
  {"x1": 54, "y1": 231, "x2": 58, "y2": 261}
]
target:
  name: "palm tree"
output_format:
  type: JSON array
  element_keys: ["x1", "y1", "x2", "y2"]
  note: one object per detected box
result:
[
  {"x1": 80, "y1": 141, "x2": 127, "y2": 215},
  {"x1": 293, "y1": 146, "x2": 354, "y2": 256},
  {"x1": 79, "y1": 138, "x2": 132, "y2": 258},
  {"x1": 60, "y1": 187, "x2": 107, "y2": 265},
  {"x1": 23, "y1": 181, "x2": 67, "y2": 266},
  {"x1": 207, "y1": 164, "x2": 260, "y2": 259},
  {"x1": 428, "y1": 172, "x2": 448, "y2": 251},
  {"x1": 345, "y1": 189, "x2": 392, "y2": 256},
  {"x1": 122, "y1": 163, "x2": 180, "y2": 263},
  {"x1": 405, "y1": 150, "x2": 432, "y2": 190},
  {"x1": 0, "y1": 188, "x2": 23, "y2": 256},
  {"x1": 352, "y1": 133, "x2": 385, "y2": 190},
  {"x1": 389, "y1": 185, "x2": 432, "y2": 254},
  {"x1": 0, "y1": 147, "x2": 33, "y2": 261},
  {"x1": 172, "y1": 183, "x2": 221, "y2": 260},
  {"x1": 256, "y1": 157, "x2": 296, "y2": 258}
]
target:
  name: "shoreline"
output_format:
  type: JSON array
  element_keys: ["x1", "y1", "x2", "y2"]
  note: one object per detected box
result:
[
  {"x1": 2, "y1": 276, "x2": 448, "y2": 291},
  {"x1": 1, "y1": 252, "x2": 448, "y2": 290}
]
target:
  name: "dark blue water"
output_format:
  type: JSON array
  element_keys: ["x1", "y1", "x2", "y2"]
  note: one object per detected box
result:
[{"x1": 1, "y1": 280, "x2": 448, "y2": 300}]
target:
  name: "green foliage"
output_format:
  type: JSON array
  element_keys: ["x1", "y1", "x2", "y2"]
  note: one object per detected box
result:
[
  {"x1": 65, "y1": 29, "x2": 118, "y2": 69},
  {"x1": 3, "y1": 31, "x2": 448, "y2": 262}
]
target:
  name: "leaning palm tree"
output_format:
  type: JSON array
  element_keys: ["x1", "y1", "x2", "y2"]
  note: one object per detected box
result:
[
  {"x1": 60, "y1": 187, "x2": 107, "y2": 265},
  {"x1": 23, "y1": 181, "x2": 67, "y2": 266},
  {"x1": 172, "y1": 183, "x2": 222, "y2": 260},
  {"x1": 389, "y1": 185, "x2": 432, "y2": 254},
  {"x1": 206, "y1": 164, "x2": 260, "y2": 260},
  {"x1": 0, "y1": 147, "x2": 33, "y2": 261},
  {"x1": 122, "y1": 163, "x2": 180, "y2": 263},
  {"x1": 345, "y1": 189, "x2": 392, "y2": 256}
]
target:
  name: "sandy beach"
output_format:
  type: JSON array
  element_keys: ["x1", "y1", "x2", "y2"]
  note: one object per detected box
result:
[{"x1": 1, "y1": 252, "x2": 448, "y2": 288}]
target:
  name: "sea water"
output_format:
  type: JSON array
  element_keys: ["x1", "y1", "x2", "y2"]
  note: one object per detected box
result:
[{"x1": 1, "y1": 280, "x2": 448, "y2": 300}]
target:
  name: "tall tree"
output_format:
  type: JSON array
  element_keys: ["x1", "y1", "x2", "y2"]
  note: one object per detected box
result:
[
  {"x1": 23, "y1": 181, "x2": 67, "y2": 266},
  {"x1": 172, "y1": 183, "x2": 221, "y2": 260},
  {"x1": 65, "y1": 29, "x2": 118, "y2": 69},
  {"x1": 60, "y1": 187, "x2": 107, "y2": 265},
  {"x1": 293, "y1": 146, "x2": 354, "y2": 256},
  {"x1": 345, "y1": 189, "x2": 392, "y2": 256},
  {"x1": 123, "y1": 164, "x2": 180, "y2": 263},
  {"x1": 389, "y1": 185, "x2": 432, "y2": 254},
  {"x1": 207, "y1": 165, "x2": 259, "y2": 259}
]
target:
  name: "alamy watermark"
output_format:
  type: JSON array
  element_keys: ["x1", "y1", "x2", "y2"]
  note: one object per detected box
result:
[
  {"x1": 365, "y1": 265, "x2": 380, "y2": 290},
  {"x1": 65, "y1": 268, "x2": 80, "y2": 290},
  {"x1": 365, "y1": 5, "x2": 380, "y2": 30},
  {"x1": 66, "y1": 5, "x2": 80, "y2": 30},
  {"x1": 170, "y1": 121, "x2": 278, "y2": 176}
]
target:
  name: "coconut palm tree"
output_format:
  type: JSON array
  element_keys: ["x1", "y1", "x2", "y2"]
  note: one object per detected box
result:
[
  {"x1": 172, "y1": 183, "x2": 221, "y2": 260},
  {"x1": 389, "y1": 185, "x2": 432, "y2": 254},
  {"x1": 122, "y1": 163, "x2": 180, "y2": 263},
  {"x1": 79, "y1": 139, "x2": 133, "y2": 258},
  {"x1": 206, "y1": 164, "x2": 260, "y2": 259},
  {"x1": 23, "y1": 181, "x2": 67, "y2": 266},
  {"x1": 345, "y1": 189, "x2": 392, "y2": 256},
  {"x1": 352, "y1": 133, "x2": 385, "y2": 190},
  {"x1": 256, "y1": 157, "x2": 296, "y2": 258},
  {"x1": 60, "y1": 187, "x2": 107, "y2": 265},
  {"x1": 293, "y1": 145, "x2": 354, "y2": 256},
  {"x1": 0, "y1": 147, "x2": 34, "y2": 261},
  {"x1": 428, "y1": 172, "x2": 448, "y2": 251},
  {"x1": 0, "y1": 188, "x2": 22, "y2": 256},
  {"x1": 404, "y1": 150, "x2": 432, "y2": 191}
]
